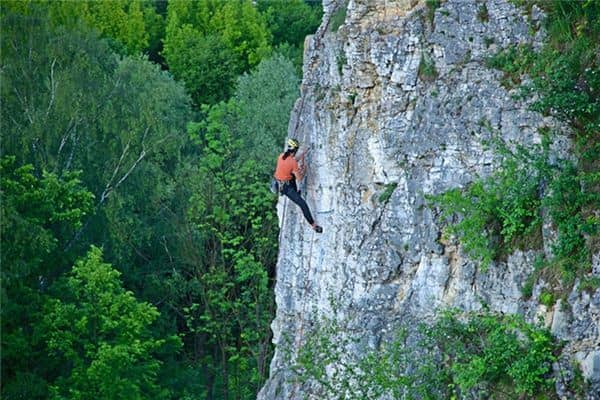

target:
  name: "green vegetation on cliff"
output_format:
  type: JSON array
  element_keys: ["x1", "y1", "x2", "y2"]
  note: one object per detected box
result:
[
  {"x1": 431, "y1": 0, "x2": 599, "y2": 292},
  {"x1": 289, "y1": 310, "x2": 559, "y2": 399}
]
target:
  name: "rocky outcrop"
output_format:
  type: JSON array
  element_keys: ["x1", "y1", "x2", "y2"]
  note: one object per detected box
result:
[{"x1": 259, "y1": 1, "x2": 599, "y2": 398}]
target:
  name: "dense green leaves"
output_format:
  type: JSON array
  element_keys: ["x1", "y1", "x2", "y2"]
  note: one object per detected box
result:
[
  {"x1": 257, "y1": 0, "x2": 322, "y2": 48},
  {"x1": 0, "y1": 9, "x2": 190, "y2": 195},
  {"x1": 430, "y1": 142, "x2": 547, "y2": 268},
  {"x1": 543, "y1": 160, "x2": 600, "y2": 280},
  {"x1": 162, "y1": 29, "x2": 238, "y2": 105},
  {"x1": 43, "y1": 246, "x2": 178, "y2": 400},
  {"x1": 1, "y1": 156, "x2": 94, "y2": 399},
  {"x1": 163, "y1": 0, "x2": 272, "y2": 106},
  {"x1": 1, "y1": 1, "x2": 318, "y2": 399},
  {"x1": 429, "y1": 311, "x2": 558, "y2": 398},
  {"x1": 181, "y1": 101, "x2": 278, "y2": 398},
  {"x1": 2, "y1": 0, "x2": 161, "y2": 55},
  {"x1": 230, "y1": 54, "x2": 300, "y2": 168},
  {"x1": 257, "y1": 0, "x2": 322, "y2": 71}
]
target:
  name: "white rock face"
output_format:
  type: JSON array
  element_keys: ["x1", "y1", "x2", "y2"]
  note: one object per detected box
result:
[{"x1": 259, "y1": 1, "x2": 599, "y2": 398}]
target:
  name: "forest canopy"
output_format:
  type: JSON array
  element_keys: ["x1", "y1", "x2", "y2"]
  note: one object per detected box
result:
[{"x1": 0, "y1": 1, "x2": 322, "y2": 399}]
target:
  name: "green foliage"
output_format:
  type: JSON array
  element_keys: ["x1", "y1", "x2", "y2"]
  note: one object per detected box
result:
[
  {"x1": 0, "y1": 9, "x2": 190, "y2": 193},
  {"x1": 418, "y1": 53, "x2": 438, "y2": 82},
  {"x1": 434, "y1": 0, "x2": 598, "y2": 304},
  {"x1": 1, "y1": 8, "x2": 194, "y2": 398},
  {"x1": 431, "y1": 137, "x2": 598, "y2": 279},
  {"x1": 258, "y1": 0, "x2": 321, "y2": 46},
  {"x1": 2, "y1": 0, "x2": 160, "y2": 55},
  {"x1": 1, "y1": 2, "x2": 310, "y2": 399},
  {"x1": 522, "y1": 256, "x2": 545, "y2": 298},
  {"x1": 1, "y1": 156, "x2": 94, "y2": 399},
  {"x1": 163, "y1": 0, "x2": 272, "y2": 105},
  {"x1": 429, "y1": 311, "x2": 558, "y2": 397},
  {"x1": 566, "y1": 361, "x2": 589, "y2": 397},
  {"x1": 1, "y1": 9, "x2": 115, "y2": 170},
  {"x1": 579, "y1": 276, "x2": 600, "y2": 293},
  {"x1": 494, "y1": 1, "x2": 599, "y2": 135},
  {"x1": 182, "y1": 104, "x2": 278, "y2": 398},
  {"x1": 486, "y1": 44, "x2": 536, "y2": 88},
  {"x1": 291, "y1": 310, "x2": 559, "y2": 399},
  {"x1": 542, "y1": 160, "x2": 598, "y2": 277},
  {"x1": 430, "y1": 141, "x2": 547, "y2": 268},
  {"x1": 162, "y1": 28, "x2": 238, "y2": 105},
  {"x1": 0, "y1": 156, "x2": 94, "y2": 282},
  {"x1": 337, "y1": 52, "x2": 347, "y2": 76},
  {"x1": 230, "y1": 54, "x2": 300, "y2": 169},
  {"x1": 286, "y1": 315, "x2": 418, "y2": 400},
  {"x1": 426, "y1": 0, "x2": 442, "y2": 24},
  {"x1": 379, "y1": 183, "x2": 398, "y2": 203},
  {"x1": 329, "y1": 3, "x2": 348, "y2": 32},
  {"x1": 159, "y1": 55, "x2": 298, "y2": 396},
  {"x1": 539, "y1": 289, "x2": 556, "y2": 307},
  {"x1": 256, "y1": 0, "x2": 322, "y2": 75},
  {"x1": 42, "y1": 246, "x2": 179, "y2": 400},
  {"x1": 477, "y1": 3, "x2": 489, "y2": 23}
]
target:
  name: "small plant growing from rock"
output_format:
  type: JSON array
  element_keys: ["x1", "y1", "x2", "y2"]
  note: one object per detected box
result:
[
  {"x1": 379, "y1": 182, "x2": 398, "y2": 203},
  {"x1": 418, "y1": 53, "x2": 438, "y2": 82},
  {"x1": 478, "y1": 3, "x2": 489, "y2": 23},
  {"x1": 329, "y1": 3, "x2": 348, "y2": 32},
  {"x1": 348, "y1": 91, "x2": 357, "y2": 105},
  {"x1": 426, "y1": 0, "x2": 442, "y2": 24},
  {"x1": 539, "y1": 289, "x2": 555, "y2": 307},
  {"x1": 336, "y1": 52, "x2": 347, "y2": 76}
]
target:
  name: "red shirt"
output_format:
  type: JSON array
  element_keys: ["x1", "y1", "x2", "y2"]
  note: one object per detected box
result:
[{"x1": 274, "y1": 153, "x2": 301, "y2": 181}]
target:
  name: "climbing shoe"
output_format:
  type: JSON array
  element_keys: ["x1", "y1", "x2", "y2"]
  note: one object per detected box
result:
[{"x1": 312, "y1": 223, "x2": 323, "y2": 233}]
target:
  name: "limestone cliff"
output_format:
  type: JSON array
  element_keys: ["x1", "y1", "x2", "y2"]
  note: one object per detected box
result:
[{"x1": 259, "y1": 1, "x2": 599, "y2": 398}]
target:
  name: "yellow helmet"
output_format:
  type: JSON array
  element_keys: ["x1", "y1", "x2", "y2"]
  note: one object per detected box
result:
[{"x1": 287, "y1": 138, "x2": 300, "y2": 151}]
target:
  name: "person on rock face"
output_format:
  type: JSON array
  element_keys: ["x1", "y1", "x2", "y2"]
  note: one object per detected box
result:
[{"x1": 274, "y1": 138, "x2": 323, "y2": 233}]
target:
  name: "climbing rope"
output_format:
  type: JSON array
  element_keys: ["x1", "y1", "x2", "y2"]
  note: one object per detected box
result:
[
  {"x1": 283, "y1": 1, "x2": 395, "y2": 396},
  {"x1": 282, "y1": 3, "x2": 341, "y2": 397}
]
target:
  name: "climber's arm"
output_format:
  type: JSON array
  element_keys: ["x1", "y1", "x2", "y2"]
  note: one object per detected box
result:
[
  {"x1": 292, "y1": 158, "x2": 304, "y2": 181},
  {"x1": 294, "y1": 147, "x2": 310, "y2": 181}
]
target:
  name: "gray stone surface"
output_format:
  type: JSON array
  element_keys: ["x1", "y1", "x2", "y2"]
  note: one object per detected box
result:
[{"x1": 259, "y1": 1, "x2": 600, "y2": 398}]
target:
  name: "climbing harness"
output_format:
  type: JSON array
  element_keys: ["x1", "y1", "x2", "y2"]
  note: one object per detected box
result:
[{"x1": 270, "y1": 178, "x2": 291, "y2": 195}]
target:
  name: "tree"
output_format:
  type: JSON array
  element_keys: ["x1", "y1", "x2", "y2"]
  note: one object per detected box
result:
[
  {"x1": 181, "y1": 105, "x2": 278, "y2": 399},
  {"x1": 257, "y1": 0, "x2": 322, "y2": 73},
  {"x1": 210, "y1": 1, "x2": 272, "y2": 70},
  {"x1": 42, "y1": 246, "x2": 180, "y2": 400},
  {"x1": 0, "y1": 156, "x2": 94, "y2": 399},
  {"x1": 0, "y1": 9, "x2": 191, "y2": 254},
  {"x1": 159, "y1": 55, "x2": 299, "y2": 396},
  {"x1": 162, "y1": 26, "x2": 238, "y2": 105},
  {"x1": 231, "y1": 54, "x2": 300, "y2": 169},
  {"x1": 1, "y1": 11, "x2": 192, "y2": 397},
  {"x1": 163, "y1": 0, "x2": 272, "y2": 105},
  {"x1": 257, "y1": 0, "x2": 322, "y2": 48},
  {"x1": 1, "y1": 0, "x2": 162, "y2": 55}
]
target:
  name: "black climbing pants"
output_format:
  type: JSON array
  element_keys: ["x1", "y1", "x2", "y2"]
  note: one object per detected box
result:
[{"x1": 282, "y1": 180, "x2": 315, "y2": 225}]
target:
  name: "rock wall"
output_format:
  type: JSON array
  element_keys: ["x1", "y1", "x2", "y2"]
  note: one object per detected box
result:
[{"x1": 259, "y1": 1, "x2": 599, "y2": 398}]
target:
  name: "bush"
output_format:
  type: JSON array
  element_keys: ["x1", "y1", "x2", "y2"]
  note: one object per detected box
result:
[
  {"x1": 429, "y1": 141, "x2": 547, "y2": 269},
  {"x1": 539, "y1": 289, "x2": 556, "y2": 307}
]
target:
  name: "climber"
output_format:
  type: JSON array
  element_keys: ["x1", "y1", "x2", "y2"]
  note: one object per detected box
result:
[{"x1": 274, "y1": 138, "x2": 323, "y2": 233}]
